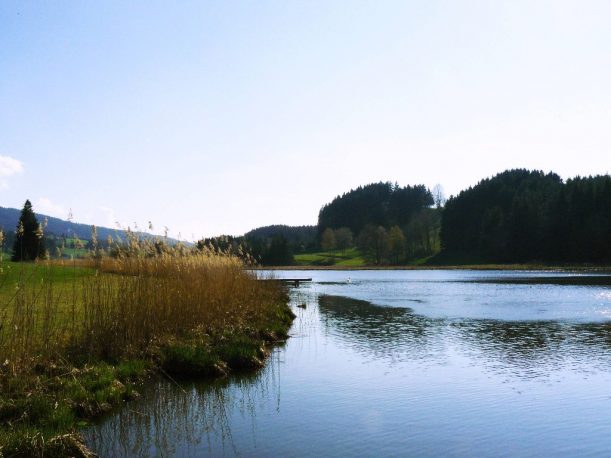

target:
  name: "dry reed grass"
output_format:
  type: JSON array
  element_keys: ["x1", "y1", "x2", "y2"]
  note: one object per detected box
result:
[
  {"x1": 0, "y1": 232, "x2": 284, "y2": 376},
  {"x1": 0, "y1": 225, "x2": 291, "y2": 456}
]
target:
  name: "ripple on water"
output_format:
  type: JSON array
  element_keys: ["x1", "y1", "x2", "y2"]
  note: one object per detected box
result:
[{"x1": 84, "y1": 270, "x2": 611, "y2": 457}]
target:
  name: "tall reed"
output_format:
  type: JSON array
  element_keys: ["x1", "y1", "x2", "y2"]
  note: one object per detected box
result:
[{"x1": 0, "y1": 235, "x2": 283, "y2": 375}]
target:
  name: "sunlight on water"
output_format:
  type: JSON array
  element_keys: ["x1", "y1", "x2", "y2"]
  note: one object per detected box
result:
[
  {"x1": 85, "y1": 270, "x2": 611, "y2": 457},
  {"x1": 596, "y1": 291, "x2": 611, "y2": 301}
]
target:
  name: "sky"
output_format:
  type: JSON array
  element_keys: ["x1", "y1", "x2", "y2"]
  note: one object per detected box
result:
[{"x1": 1, "y1": 1, "x2": 610, "y2": 240}]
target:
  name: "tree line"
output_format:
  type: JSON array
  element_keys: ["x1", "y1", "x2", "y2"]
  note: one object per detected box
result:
[
  {"x1": 201, "y1": 182, "x2": 440, "y2": 266},
  {"x1": 197, "y1": 230, "x2": 302, "y2": 266},
  {"x1": 6, "y1": 169, "x2": 610, "y2": 266},
  {"x1": 317, "y1": 182, "x2": 442, "y2": 264},
  {"x1": 318, "y1": 182, "x2": 435, "y2": 235},
  {"x1": 440, "y1": 169, "x2": 611, "y2": 263}
]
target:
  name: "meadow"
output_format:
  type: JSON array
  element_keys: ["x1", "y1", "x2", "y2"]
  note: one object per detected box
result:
[
  {"x1": 0, "y1": 240, "x2": 292, "y2": 457},
  {"x1": 293, "y1": 247, "x2": 435, "y2": 268},
  {"x1": 294, "y1": 247, "x2": 367, "y2": 267}
]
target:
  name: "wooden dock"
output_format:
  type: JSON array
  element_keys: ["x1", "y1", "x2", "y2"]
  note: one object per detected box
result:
[{"x1": 258, "y1": 278, "x2": 312, "y2": 287}]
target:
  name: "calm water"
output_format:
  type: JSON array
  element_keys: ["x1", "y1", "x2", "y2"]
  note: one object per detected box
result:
[{"x1": 85, "y1": 270, "x2": 611, "y2": 457}]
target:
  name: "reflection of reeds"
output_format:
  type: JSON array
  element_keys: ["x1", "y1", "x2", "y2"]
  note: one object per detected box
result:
[{"x1": 86, "y1": 350, "x2": 282, "y2": 457}]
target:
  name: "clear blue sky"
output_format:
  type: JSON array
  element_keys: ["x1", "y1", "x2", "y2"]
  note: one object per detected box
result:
[{"x1": 1, "y1": 1, "x2": 610, "y2": 240}]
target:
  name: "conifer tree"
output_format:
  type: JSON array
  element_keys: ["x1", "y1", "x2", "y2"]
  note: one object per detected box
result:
[{"x1": 11, "y1": 200, "x2": 46, "y2": 261}]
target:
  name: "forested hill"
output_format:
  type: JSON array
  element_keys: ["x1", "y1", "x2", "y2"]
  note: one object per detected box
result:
[
  {"x1": 0, "y1": 206, "x2": 166, "y2": 243},
  {"x1": 439, "y1": 170, "x2": 611, "y2": 263},
  {"x1": 318, "y1": 182, "x2": 434, "y2": 234},
  {"x1": 244, "y1": 225, "x2": 317, "y2": 247},
  {"x1": 203, "y1": 170, "x2": 609, "y2": 266}
]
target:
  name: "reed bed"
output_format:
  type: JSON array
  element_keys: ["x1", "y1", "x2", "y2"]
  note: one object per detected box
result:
[
  {"x1": 0, "y1": 237, "x2": 292, "y2": 456},
  {"x1": 1, "y1": 243, "x2": 284, "y2": 370}
]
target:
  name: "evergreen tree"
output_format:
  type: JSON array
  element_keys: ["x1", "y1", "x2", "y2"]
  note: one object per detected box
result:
[
  {"x1": 11, "y1": 200, "x2": 47, "y2": 261},
  {"x1": 318, "y1": 182, "x2": 433, "y2": 235},
  {"x1": 262, "y1": 235, "x2": 294, "y2": 266},
  {"x1": 439, "y1": 170, "x2": 611, "y2": 263}
]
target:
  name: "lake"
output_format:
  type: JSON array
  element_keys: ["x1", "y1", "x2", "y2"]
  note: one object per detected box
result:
[{"x1": 84, "y1": 269, "x2": 611, "y2": 457}]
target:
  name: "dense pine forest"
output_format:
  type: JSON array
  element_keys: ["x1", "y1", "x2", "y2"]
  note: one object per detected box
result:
[
  {"x1": 440, "y1": 170, "x2": 611, "y2": 263},
  {"x1": 236, "y1": 170, "x2": 610, "y2": 266},
  {"x1": 318, "y1": 182, "x2": 434, "y2": 234}
]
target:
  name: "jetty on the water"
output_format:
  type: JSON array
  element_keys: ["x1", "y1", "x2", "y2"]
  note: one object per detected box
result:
[{"x1": 259, "y1": 278, "x2": 313, "y2": 287}]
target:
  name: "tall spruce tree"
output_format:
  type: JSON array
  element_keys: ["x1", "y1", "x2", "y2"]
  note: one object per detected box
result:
[{"x1": 11, "y1": 200, "x2": 46, "y2": 261}]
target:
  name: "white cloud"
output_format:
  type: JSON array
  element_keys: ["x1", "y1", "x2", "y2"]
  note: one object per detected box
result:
[
  {"x1": 0, "y1": 155, "x2": 23, "y2": 189},
  {"x1": 0, "y1": 155, "x2": 23, "y2": 177},
  {"x1": 34, "y1": 197, "x2": 68, "y2": 219}
]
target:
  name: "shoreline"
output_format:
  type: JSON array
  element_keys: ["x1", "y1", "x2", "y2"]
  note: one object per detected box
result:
[
  {"x1": 0, "y1": 295, "x2": 295, "y2": 457},
  {"x1": 256, "y1": 264, "x2": 611, "y2": 272}
]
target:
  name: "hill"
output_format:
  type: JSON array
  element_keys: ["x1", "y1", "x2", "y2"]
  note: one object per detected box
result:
[
  {"x1": 0, "y1": 206, "x2": 181, "y2": 256},
  {"x1": 244, "y1": 225, "x2": 317, "y2": 251},
  {"x1": 439, "y1": 169, "x2": 611, "y2": 263},
  {"x1": 318, "y1": 182, "x2": 434, "y2": 235},
  {"x1": 1, "y1": 206, "x2": 122, "y2": 242}
]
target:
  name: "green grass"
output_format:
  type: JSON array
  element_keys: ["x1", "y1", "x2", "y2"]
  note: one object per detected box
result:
[
  {"x1": 0, "y1": 260, "x2": 96, "y2": 340},
  {"x1": 0, "y1": 259, "x2": 94, "y2": 283},
  {"x1": 161, "y1": 302, "x2": 294, "y2": 377},
  {"x1": 294, "y1": 247, "x2": 366, "y2": 267},
  {"x1": 58, "y1": 247, "x2": 90, "y2": 259},
  {"x1": 294, "y1": 248, "x2": 432, "y2": 267},
  {"x1": 0, "y1": 360, "x2": 149, "y2": 457}
]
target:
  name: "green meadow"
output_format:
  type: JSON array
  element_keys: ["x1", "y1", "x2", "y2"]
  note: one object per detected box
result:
[{"x1": 294, "y1": 247, "x2": 367, "y2": 267}]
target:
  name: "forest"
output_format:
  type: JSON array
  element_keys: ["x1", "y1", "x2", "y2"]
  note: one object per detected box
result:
[
  {"x1": 316, "y1": 182, "x2": 442, "y2": 264},
  {"x1": 197, "y1": 225, "x2": 318, "y2": 266},
  {"x1": 3, "y1": 170, "x2": 609, "y2": 267},
  {"x1": 196, "y1": 183, "x2": 443, "y2": 265},
  {"x1": 196, "y1": 170, "x2": 610, "y2": 266},
  {"x1": 318, "y1": 182, "x2": 435, "y2": 234},
  {"x1": 439, "y1": 169, "x2": 611, "y2": 263}
]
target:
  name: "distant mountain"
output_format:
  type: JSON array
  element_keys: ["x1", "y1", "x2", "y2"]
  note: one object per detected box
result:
[{"x1": 0, "y1": 206, "x2": 177, "y2": 244}]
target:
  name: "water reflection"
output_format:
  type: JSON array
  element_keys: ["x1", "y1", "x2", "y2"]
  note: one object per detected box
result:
[
  {"x1": 85, "y1": 271, "x2": 611, "y2": 457},
  {"x1": 465, "y1": 275, "x2": 611, "y2": 286},
  {"x1": 317, "y1": 295, "x2": 442, "y2": 363},
  {"x1": 318, "y1": 294, "x2": 611, "y2": 379},
  {"x1": 86, "y1": 353, "x2": 282, "y2": 457}
]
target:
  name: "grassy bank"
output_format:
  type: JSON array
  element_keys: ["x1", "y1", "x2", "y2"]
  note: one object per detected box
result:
[
  {"x1": 294, "y1": 249, "x2": 435, "y2": 268},
  {"x1": 293, "y1": 249, "x2": 611, "y2": 271},
  {"x1": 0, "y1": 250, "x2": 293, "y2": 457},
  {"x1": 294, "y1": 247, "x2": 366, "y2": 267}
]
